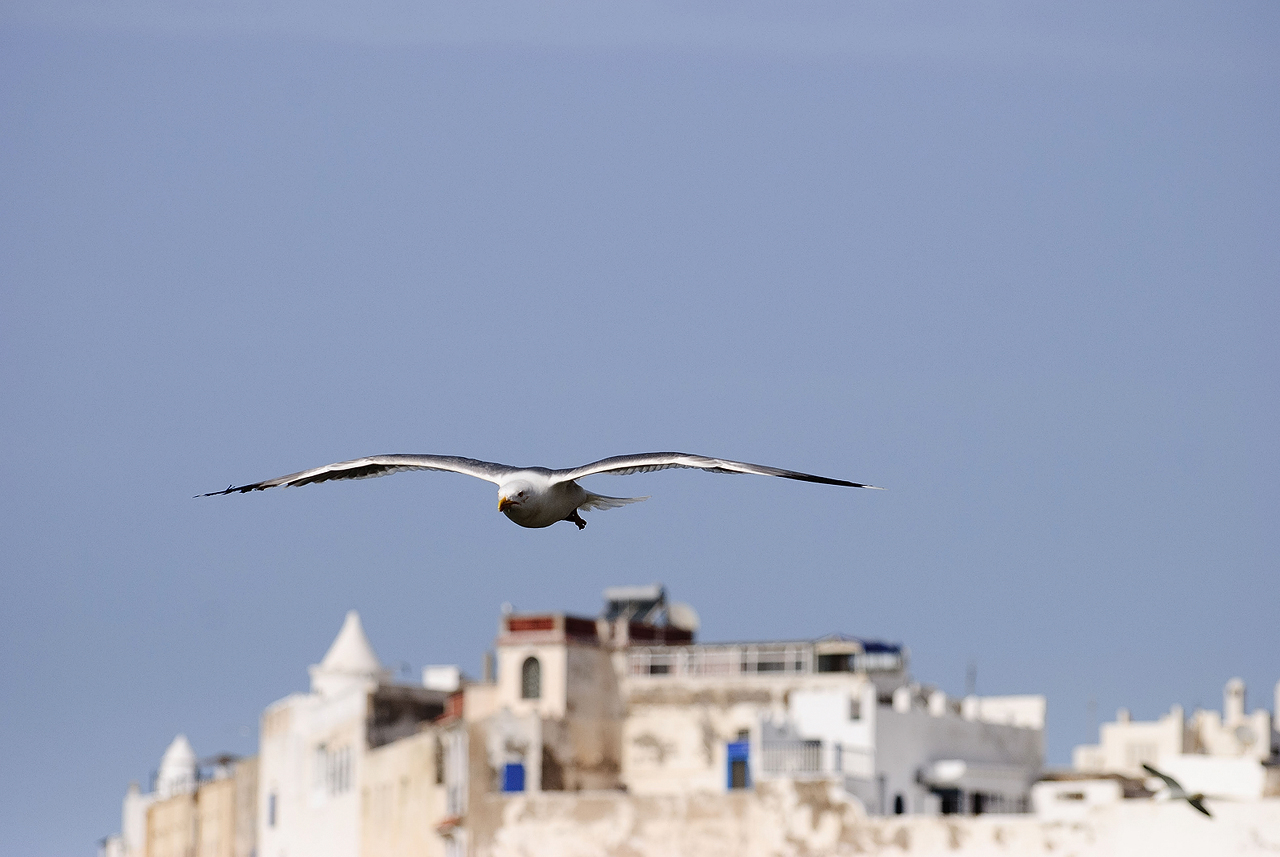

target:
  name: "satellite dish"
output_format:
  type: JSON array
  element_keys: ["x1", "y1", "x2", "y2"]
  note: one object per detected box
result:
[{"x1": 668, "y1": 602, "x2": 700, "y2": 633}]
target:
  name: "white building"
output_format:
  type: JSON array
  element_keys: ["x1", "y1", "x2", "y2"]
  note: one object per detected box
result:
[
  {"x1": 105, "y1": 735, "x2": 198, "y2": 857},
  {"x1": 257, "y1": 610, "x2": 453, "y2": 857},
  {"x1": 103, "y1": 734, "x2": 256, "y2": 857},
  {"x1": 468, "y1": 585, "x2": 1045, "y2": 818},
  {"x1": 104, "y1": 587, "x2": 1050, "y2": 857},
  {"x1": 1072, "y1": 677, "x2": 1280, "y2": 800}
]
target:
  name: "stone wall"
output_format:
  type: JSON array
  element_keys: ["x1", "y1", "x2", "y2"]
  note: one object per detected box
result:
[{"x1": 468, "y1": 781, "x2": 1280, "y2": 857}]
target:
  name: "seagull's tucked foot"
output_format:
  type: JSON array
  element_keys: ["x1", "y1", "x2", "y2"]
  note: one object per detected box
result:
[{"x1": 564, "y1": 510, "x2": 587, "y2": 530}]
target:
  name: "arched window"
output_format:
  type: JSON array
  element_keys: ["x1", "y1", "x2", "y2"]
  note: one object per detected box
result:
[{"x1": 521, "y1": 656, "x2": 541, "y2": 700}]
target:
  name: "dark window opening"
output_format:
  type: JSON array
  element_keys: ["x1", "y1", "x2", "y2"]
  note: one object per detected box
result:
[
  {"x1": 521, "y1": 656, "x2": 541, "y2": 700},
  {"x1": 817, "y1": 653, "x2": 853, "y2": 673},
  {"x1": 541, "y1": 745, "x2": 564, "y2": 791},
  {"x1": 367, "y1": 685, "x2": 448, "y2": 749},
  {"x1": 894, "y1": 794, "x2": 905, "y2": 815},
  {"x1": 726, "y1": 740, "x2": 751, "y2": 790},
  {"x1": 934, "y1": 787, "x2": 962, "y2": 815}
]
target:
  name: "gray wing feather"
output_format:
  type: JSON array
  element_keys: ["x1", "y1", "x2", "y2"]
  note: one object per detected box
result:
[
  {"x1": 1141, "y1": 764, "x2": 1184, "y2": 793},
  {"x1": 200, "y1": 454, "x2": 515, "y2": 496},
  {"x1": 1187, "y1": 797, "x2": 1212, "y2": 817},
  {"x1": 556, "y1": 452, "x2": 880, "y2": 488}
]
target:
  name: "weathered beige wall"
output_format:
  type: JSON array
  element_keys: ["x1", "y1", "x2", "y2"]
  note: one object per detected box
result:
[
  {"x1": 469, "y1": 785, "x2": 1280, "y2": 857},
  {"x1": 541, "y1": 716, "x2": 622, "y2": 792},
  {"x1": 195, "y1": 778, "x2": 236, "y2": 857},
  {"x1": 143, "y1": 760, "x2": 258, "y2": 857},
  {"x1": 232, "y1": 758, "x2": 258, "y2": 857},
  {"x1": 146, "y1": 793, "x2": 196, "y2": 857},
  {"x1": 544, "y1": 645, "x2": 625, "y2": 791},
  {"x1": 623, "y1": 683, "x2": 775, "y2": 796},
  {"x1": 360, "y1": 728, "x2": 448, "y2": 857}
]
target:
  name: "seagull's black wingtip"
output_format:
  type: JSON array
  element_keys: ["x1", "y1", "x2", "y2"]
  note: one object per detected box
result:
[{"x1": 197, "y1": 484, "x2": 237, "y2": 498}]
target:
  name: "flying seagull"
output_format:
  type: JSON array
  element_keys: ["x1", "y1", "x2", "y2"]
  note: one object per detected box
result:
[
  {"x1": 202, "y1": 452, "x2": 880, "y2": 530},
  {"x1": 1142, "y1": 763, "x2": 1212, "y2": 818}
]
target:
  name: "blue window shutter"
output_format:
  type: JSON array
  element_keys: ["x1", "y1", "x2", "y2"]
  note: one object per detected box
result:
[{"x1": 502, "y1": 762, "x2": 526, "y2": 792}]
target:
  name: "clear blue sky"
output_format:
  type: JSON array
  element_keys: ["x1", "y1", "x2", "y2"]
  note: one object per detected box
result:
[{"x1": 2, "y1": 3, "x2": 1276, "y2": 853}]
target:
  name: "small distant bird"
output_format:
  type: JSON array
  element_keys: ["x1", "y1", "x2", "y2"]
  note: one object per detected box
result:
[
  {"x1": 202, "y1": 452, "x2": 880, "y2": 530},
  {"x1": 1142, "y1": 763, "x2": 1212, "y2": 817}
]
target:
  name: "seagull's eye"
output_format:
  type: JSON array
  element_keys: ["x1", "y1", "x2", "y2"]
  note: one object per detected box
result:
[{"x1": 518, "y1": 490, "x2": 525, "y2": 497}]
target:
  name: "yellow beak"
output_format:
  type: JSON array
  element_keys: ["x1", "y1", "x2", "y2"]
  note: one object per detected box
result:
[{"x1": 498, "y1": 496, "x2": 514, "y2": 512}]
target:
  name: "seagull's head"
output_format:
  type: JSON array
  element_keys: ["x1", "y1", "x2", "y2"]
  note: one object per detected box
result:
[{"x1": 498, "y1": 481, "x2": 534, "y2": 516}]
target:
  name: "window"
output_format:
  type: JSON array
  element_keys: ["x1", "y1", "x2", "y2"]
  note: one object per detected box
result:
[
  {"x1": 817, "y1": 653, "x2": 852, "y2": 673},
  {"x1": 445, "y1": 729, "x2": 468, "y2": 815},
  {"x1": 314, "y1": 744, "x2": 352, "y2": 796},
  {"x1": 267, "y1": 792, "x2": 276, "y2": 827},
  {"x1": 935, "y1": 788, "x2": 962, "y2": 815},
  {"x1": 894, "y1": 794, "x2": 905, "y2": 815},
  {"x1": 521, "y1": 656, "x2": 541, "y2": 700}
]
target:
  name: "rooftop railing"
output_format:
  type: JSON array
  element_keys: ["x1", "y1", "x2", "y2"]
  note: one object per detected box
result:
[
  {"x1": 627, "y1": 642, "x2": 903, "y2": 678},
  {"x1": 628, "y1": 642, "x2": 812, "y2": 677}
]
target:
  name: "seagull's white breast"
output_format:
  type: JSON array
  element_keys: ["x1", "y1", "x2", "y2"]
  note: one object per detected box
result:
[{"x1": 498, "y1": 475, "x2": 587, "y2": 529}]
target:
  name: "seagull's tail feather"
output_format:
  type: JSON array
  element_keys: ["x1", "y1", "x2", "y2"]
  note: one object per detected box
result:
[{"x1": 579, "y1": 492, "x2": 649, "y2": 512}]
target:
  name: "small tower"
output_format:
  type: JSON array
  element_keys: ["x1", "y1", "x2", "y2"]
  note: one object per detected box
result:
[
  {"x1": 1224, "y1": 677, "x2": 1246, "y2": 725},
  {"x1": 308, "y1": 610, "x2": 388, "y2": 697},
  {"x1": 156, "y1": 734, "x2": 197, "y2": 799}
]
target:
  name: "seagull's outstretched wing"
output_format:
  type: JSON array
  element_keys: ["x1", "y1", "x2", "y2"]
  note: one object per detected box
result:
[
  {"x1": 200, "y1": 454, "x2": 516, "y2": 496},
  {"x1": 1141, "y1": 763, "x2": 1184, "y2": 793},
  {"x1": 1187, "y1": 797, "x2": 1212, "y2": 818},
  {"x1": 555, "y1": 452, "x2": 881, "y2": 489},
  {"x1": 1142, "y1": 764, "x2": 1212, "y2": 816}
]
